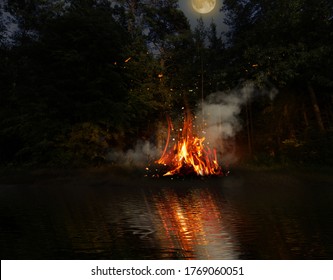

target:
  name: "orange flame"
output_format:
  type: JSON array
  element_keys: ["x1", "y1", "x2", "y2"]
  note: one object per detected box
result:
[{"x1": 157, "y1": 112, "x2": 223, "y2": 176}]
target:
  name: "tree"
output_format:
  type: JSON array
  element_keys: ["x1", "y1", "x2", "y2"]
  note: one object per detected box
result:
[
  {"x1": 206, "y1": 20, "x2": 225, "y2": 92},
  {"x1": 222, "y1": 0, "x2": 333, "y2": 163},
  {"x1": 0, "y1": 0, "x2": 199, "y2": 165},
  {"x1": 0, "y1": 2, "x2": 136, "y2": 165}
]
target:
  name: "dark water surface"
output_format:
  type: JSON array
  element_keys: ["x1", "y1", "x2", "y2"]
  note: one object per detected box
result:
[{"x1": 1, "y1": 168, "x2": 333, "y2": 259}]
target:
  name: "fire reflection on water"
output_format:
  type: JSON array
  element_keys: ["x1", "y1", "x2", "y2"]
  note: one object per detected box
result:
[
  {"x1": 48, "y1": 183, "x2": 240, "y2": 259},
  {"x1": 150, "y1": 187, "x2": 240, "y2": 259},
  {"x1": 2, "y1": 172, "x2": 332, "y2": 259}
]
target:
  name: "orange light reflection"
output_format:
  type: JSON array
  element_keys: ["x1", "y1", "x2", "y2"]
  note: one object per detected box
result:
[{"x1": 152, "y1": 188, "x2": 239, "y2": 259}]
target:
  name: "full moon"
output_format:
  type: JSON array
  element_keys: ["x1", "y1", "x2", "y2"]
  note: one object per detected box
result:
[{"x1": 191, "y1": 0, "x2": 216, "y2": 14}]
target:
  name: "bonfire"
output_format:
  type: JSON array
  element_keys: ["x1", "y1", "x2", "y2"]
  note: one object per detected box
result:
[{"x1": 151, "y1": 111, "x2": 226, "y2": 177}]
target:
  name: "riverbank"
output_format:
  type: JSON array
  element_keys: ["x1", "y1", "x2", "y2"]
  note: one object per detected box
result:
[{"x1": 1, "y1": 163, "x2": 333, "y2": 186}]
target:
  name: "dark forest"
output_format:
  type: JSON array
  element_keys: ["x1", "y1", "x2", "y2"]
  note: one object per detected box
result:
[{"x1": 1, "y1": 0, "x2": 332, "y2": 168}]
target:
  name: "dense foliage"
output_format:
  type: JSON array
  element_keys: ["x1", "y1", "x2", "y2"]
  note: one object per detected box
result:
[
  {"x1": 222, "y1": 0, "x2": 333, "y2": 164},
  {"x1": 0, "y1": 0, "x2": 332, "y2": 167}
]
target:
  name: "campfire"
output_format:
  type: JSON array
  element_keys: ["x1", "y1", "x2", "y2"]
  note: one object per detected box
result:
[{"x1": 149, "y1": 111, "x2": 226, "y2": 177}]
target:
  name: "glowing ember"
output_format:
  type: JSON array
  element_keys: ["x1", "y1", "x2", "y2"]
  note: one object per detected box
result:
[{"x1": 156, "y1": 111, "x2": 224, "y2": 177}]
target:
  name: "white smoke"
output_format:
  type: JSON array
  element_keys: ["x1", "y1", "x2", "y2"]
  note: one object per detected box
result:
[
  {"x1": 107, "y1": 81, "x2": 277, "y2": 167},
  {"x1": 196, "y1": 81, "x2": 277, "y2": 163},
  {"x1": 107, "y1": 140, "x2": 160, "y2": 167}
]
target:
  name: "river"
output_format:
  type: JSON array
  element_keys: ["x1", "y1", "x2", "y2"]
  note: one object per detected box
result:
[{"x1": 1, "y1": 167, "x2": 333, "y2": 259}]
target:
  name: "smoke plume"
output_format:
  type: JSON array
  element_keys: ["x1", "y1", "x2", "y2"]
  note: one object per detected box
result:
[
  {"x1": 107, "y1": 81, "x2": 277, "y2": 167},
  {"x1": 196, "y1": 81, "x2": 277, "y2": 163},
  {"x1": 107, "y1": 140, "x2": 160, "y2": 167}
]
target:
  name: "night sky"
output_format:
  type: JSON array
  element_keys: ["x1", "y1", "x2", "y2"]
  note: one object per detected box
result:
[{"x1": 178, "y1": 0, "x2": 227, "y2": 36}]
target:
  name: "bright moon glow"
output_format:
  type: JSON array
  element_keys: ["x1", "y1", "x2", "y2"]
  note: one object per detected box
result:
[{"x1": 191, "y1": 0, "x2": 216, "y2": 14}]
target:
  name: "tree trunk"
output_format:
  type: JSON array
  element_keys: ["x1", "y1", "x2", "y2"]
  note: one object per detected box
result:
[
  {"x1": 302, "y1": 103, "x2": 309, "y2": 127},
  {"x1": 246, "y1": 100, "x2": 253, "y2": 156},
  {"x1": 308, "y1": 83, "x2": 325, "y2": 133}
]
